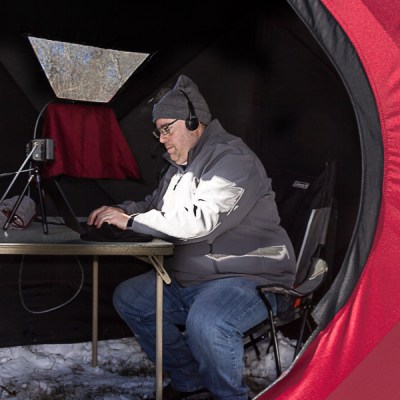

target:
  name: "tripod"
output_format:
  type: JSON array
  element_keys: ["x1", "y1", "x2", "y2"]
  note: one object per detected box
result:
[{"x1": 0, "y1": 143, "x2": 48, "y2": 234}]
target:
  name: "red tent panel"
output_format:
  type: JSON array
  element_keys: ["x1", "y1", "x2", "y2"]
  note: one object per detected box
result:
[
  {"x1": 260, "y1": 0, "x2": 400, "y2": 398},
  {"x1": 327, "y1": 320, "x2": 400, "y2": 399}
]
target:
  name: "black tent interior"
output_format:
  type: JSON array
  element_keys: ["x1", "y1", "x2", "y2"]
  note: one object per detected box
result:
[{"x1": 0, "y1": 2, "x2": 360, "y2": 347}]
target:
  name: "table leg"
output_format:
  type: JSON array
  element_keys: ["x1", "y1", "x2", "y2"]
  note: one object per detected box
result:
[
  {"x1": 155, "y1": 261, "x2": 163, "y2": 400},
  {"x1": 90, "y1": 253, "x2": 169, "y2": 397},
  {"x1": 92, "y1": 255, "x2": 99, "y2": 367},
  {"x1": 138, "y1": 255, "x2": 171, "y2": 399}
]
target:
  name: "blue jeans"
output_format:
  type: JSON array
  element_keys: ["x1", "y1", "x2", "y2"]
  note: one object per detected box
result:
[{"x1": 113, "y1": 270, "x2": 277, "y2": 400}]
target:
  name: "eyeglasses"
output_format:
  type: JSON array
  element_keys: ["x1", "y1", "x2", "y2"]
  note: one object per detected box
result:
[{"x1": 152, "y1": 119, "x2": 178, "y2": 139}]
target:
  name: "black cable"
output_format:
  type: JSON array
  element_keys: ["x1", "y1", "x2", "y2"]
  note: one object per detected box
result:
[{"x1": 33, "y1": 99, "x2": 56, "y2": 140}]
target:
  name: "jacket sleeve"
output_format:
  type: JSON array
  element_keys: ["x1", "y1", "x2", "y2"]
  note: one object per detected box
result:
[
  {"x1": 129, "y1": 150, "x2": 270, "y2": 241},
  {"x1": 118, "y1": 190, "x2": 158, "y2": 215},
  {"x1": 117, "y1": 166, "x2": 173, "y2": 214}
]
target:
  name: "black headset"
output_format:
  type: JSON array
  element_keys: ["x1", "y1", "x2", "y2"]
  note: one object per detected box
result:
[{"x1": 180, "y1": 90, "x2": 199, "y2": 131}]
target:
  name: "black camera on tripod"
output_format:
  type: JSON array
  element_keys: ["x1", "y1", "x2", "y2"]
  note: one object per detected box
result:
[{"x1": 26, "y1": 139, "x2": 54, "y2": 162}]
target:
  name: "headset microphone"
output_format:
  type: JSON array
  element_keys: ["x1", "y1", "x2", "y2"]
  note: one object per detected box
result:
[{"x1": 180, "y1": 90, "x2": 199, "y2": 131}]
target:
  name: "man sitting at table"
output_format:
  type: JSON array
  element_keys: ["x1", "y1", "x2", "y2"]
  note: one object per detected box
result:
[{"x1": 87, "y1": 74, "x2": 296, "y2": 400}]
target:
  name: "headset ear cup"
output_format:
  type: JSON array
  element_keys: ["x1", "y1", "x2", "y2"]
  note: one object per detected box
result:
[
  {"x1": 185, "y1": 115, "x2": 199, "y2": 131},
  {"x1": 180, "y1": 90, "x2": 199, "y2": 131}
]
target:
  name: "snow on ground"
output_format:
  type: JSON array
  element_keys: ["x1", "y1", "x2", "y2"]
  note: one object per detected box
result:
[{"x1": 0, "y1": 333, "x2": 296, "y2": 399}]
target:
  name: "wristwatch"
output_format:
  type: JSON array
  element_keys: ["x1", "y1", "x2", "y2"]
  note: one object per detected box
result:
[{"x1": 126, "y1": 216, "x2": 134, "y2": 228}]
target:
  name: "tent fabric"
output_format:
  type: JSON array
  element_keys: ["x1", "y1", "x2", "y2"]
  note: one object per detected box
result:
[
  {"x1": 289, "y1": 0, "x2": 383, "y2": 327},
  {"x1": 0, "y1": 2, "x2": 398, "y2": 397},
  {"x1": 258, "y1": 0, "x2": 400, "y2": 398},
  {"x1": 326, "y1": 319, "x2": 400, "y2": 399},
  {"x1": 41, "y1": 103, "x2": 141, "y2": 180}
]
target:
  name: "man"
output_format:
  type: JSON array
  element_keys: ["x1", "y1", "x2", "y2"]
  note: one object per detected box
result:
[{"x1": 88, "y1": 75, "x2": 296, "y2": 399}]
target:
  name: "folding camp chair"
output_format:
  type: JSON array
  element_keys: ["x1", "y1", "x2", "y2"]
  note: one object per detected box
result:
[{"x1": 243, "y1": 160, "x2": 337, "y2": 377}]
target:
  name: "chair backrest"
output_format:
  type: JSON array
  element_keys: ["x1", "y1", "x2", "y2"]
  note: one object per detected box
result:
[
  {"x1": 269, "y1": 161, "x2": 337, "y2": 287},
  {"x1": 246, "y1": 162, "x2": 337, "y2": 374}
]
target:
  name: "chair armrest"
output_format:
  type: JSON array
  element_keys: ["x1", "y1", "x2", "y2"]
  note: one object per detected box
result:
[{"x1": 257, "y1": 258, "x2": 328, "y2": 298}]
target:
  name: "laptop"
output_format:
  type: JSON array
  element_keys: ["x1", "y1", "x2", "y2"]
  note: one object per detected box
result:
[{"x1": 43, "y1": 179, "x2": 85, "y2": 233}]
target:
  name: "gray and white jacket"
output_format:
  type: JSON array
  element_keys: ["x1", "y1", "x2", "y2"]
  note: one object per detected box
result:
[{"x1": 119, "y1": 119, "x2": 296, "y2": 287}]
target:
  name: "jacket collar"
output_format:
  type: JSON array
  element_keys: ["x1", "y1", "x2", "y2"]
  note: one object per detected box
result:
[{"x1": 162, "y1": 119, "x2": 225, "y2": 167}]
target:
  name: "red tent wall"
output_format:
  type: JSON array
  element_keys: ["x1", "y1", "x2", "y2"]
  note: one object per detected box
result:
[{"x1": 259, "y1": 0, "x2": 400, "y2": 398}]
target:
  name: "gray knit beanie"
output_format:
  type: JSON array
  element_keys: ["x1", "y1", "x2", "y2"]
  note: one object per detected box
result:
[{"x1": 152, "y1": 75, "x2": 212, "y2": 125}]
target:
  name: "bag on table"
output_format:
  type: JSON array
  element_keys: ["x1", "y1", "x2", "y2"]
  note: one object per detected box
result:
[{"x1": 0, "y1": 195, "x2": 37, "y2": 229}]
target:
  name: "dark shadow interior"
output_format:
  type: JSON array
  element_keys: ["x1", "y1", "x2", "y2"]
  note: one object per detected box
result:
[{"x1": 0, "y1": 2, "x2": 360, "y2": 346}]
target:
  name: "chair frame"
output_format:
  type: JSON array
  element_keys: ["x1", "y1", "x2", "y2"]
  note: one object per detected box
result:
[{"x1": 244, "y1": 161, "x2": 337, "y2": 377}]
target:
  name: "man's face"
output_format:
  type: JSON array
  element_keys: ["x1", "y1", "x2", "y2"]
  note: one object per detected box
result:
[{"x1": 156, "y1": 118, "x2": 201, "y2": 165}]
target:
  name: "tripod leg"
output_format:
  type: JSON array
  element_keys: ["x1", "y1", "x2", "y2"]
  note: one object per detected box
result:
[
  {"x1": 3, "y1": 174, "x2": 34, "y2": 230},
  {"x1": 0, "y1": 144, "x2": 38, "y2": 204},
  {"x1": 33, "y1": 168, "x2": 48, "y2": 234}
]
